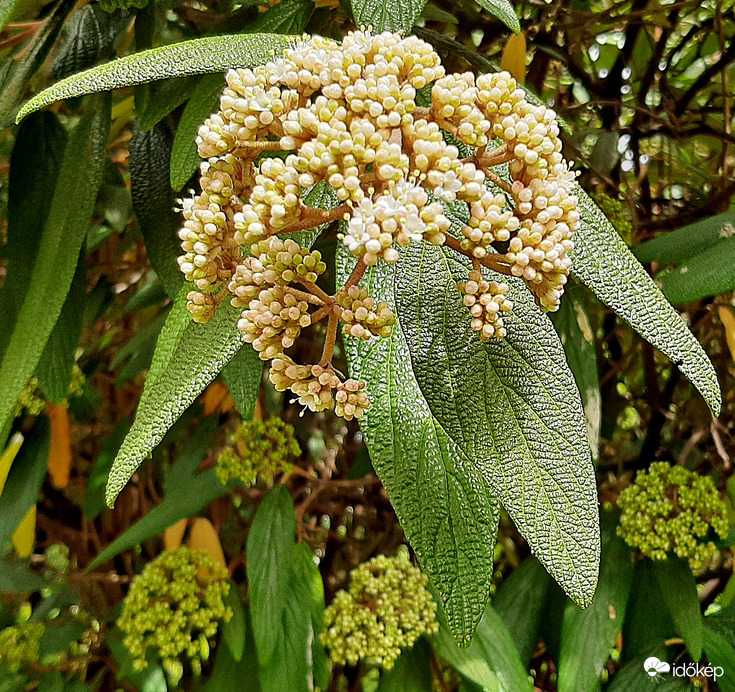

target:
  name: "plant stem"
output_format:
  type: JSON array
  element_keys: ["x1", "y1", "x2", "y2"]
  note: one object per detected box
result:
[
  {"x1": 343, "y1": 257, "x2": 368, "y2": 289},
  {"x1": 319, "y1": 312, "x2": 340, "y2": 366},
  {"x1": 283, "y1": 285, "x2": 325, "y2": 305},
  {"x1": 443, "y1": 234, "x2": 513, "y2": 275}
]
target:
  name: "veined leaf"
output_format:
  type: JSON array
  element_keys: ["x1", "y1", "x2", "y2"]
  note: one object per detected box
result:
[
  {"x1": 16, "y1": 34, "x2": 296, "y2": 122},
  {"x1": 351, "y1": 0, "x2": 427, "y2": 33},
  {"x1": 396, "y1": 242, "x2": 599, "y2": 608},
  {"x1": 222, "y1": 344, "x2": 263, "y2": 420},
  {"x1": 338, "y1": 247, "x2": 500, "y2": 645},
  {"x1": 475, "y1": 0, "x2": 520, "y2": 33},
  {"x1": 246, "y1": 0, "x2": 314, "y2": 34},
  {"x1": 571, "y1": 185, "x2": 721, "y2": 416},
  {"x1": 0, "y1": 94, "x2": 110, "y2": 446},
  {"x1": 138, "y1": 76, "x2": 198, "y2": 132}
]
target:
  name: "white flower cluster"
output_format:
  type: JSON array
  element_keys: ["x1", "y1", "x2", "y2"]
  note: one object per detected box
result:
[{"x1": 176, "y1": 30, "x2": 579, "y2": 416}]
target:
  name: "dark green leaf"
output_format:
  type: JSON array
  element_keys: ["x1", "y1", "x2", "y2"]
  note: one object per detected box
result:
[
  {"x1": 17, "y1": 34, "x2": 295, "y2": 122},
  {"x1": 0, "y1": 418, "x2": 50, "y2": 549},
  {"x1": 378, "y1": 640, "x2": 433, "y2": 691},
  {"x1": 129, "y1": 123, "x2": 184, "y2": 298},
  {"x1": 222, "y1": 588, "x2": 247, "y2": 662},
  {"x1": 247, "y1": 486, "x2": 297, "y2": 666},
  {"x1": 338, "y1": 248, "x2": 500, "y2": 645},
  {"x1": 0, "y1": 559, "x2": 48, "y2": 592},
  {"x1": 557, "y1": 516, "x2": 634, "y2": 692},
  {"x1": 431, "y1": 603, "x2": 532, "y2": 692},
  {"x1": 35, "y1": 260, "x2": 86, "y2": 403},
  {"x1": 420, "y1": 3, "x2": 458, "y2": 23},
  {"x1": 351, "y1": 0, "x2": 427, "y2": 32},
  {"x1": 396, "y1": 241, "x2": 599, "y2": 608},
  {"x1": 107, "y1": 628, "x2": 168, "y2": 692},
  {"x1": 246, "y1": 0, "x2": 314, "y2": 34},
  {"x1": 493, "y1": 557, "x2": 553, "y2": 666},
  {"x1": 0, "y1": 94, "x2": 110, "y2": 446},
  {"x1": 571, "y1": 185, "x2": 721, "y2": 416},
  {"x1": 634, "y1": 211, "x2": 735, "y2": 264},
  {"x1": 702, "y1": 627, "x2": 735, "y2": 692},
  {"x1": 222, "y1": 345, "x2": 262, "y2": 420},
  {"x1": 654, "y1": 557, "x2": 703, "y2": 660},
  {"x1": 83, "y1": 418, "x2": 131, "y2": 519},
  {"x1": 170, "y1": 73, "x2": 224, "y2": 191},
  {"x1": 473, "y1": 0, "x2": 519, "y2": 33},
  {"x1": 139, "y1": 76, "x2": 199, "y2": 132},
  {"x1": 607, "y1": 650, "x2": 692, "y2": 692}
]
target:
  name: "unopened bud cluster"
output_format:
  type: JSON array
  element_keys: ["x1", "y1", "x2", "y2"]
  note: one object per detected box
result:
[
  {"x1": 321, "y1": 549, "x2": 438, "y2": 670},
  {"x1": 0, "y1": 622, "x2": 45, "y2": 672},
  {"x1": 178, "y1": 30, "x2": 578, "y2": 417},
  {"x1": 617, "y1": 462, "x2": 729, "y2": 572},
  {"x1": 216, "y1": 417, "x2": 300, "y2": 486},
  {"x1": 117, "y1": 547, "x2": 232, "y2": 681}
]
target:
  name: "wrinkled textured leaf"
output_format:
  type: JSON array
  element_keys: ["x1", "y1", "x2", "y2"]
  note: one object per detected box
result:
[
  {"x1": 222, "y1": 345, "x2": 262, "y2": 420},
  {"x1": 557, "y1": 514, "x2": 634, "y2": 692},
  {"x1": 655, "y1": 557, "x2": 703, "y2": 660},
  {"x1": 493, "y1": 557, "x2": 554, "y2": 666},
  {"x1": 338, "y1": 248, "x2": 500, "y2": 645},
  {"x1": 246, "y1": 0, "x2": 314, "y2": 33},
  {"x1": 0, "y1": 94, "x2": 110, "y2": 445},
  {"x1": 474, "y1": 0, "x2": 520, "y2": 33},
  {"x1": 351, "y1": 0, "x2": 427, "y2": 32},
  {"x1": 634, "y1": 211, "x2": 735, "y2": 264},
  {"x1": 139, "y1": 76, "x2": 198, "y2": 132},
  {"x1": 129, "y1": 123, "x2": 184, "y2": 298},
  {"x1": 247, "y1": 486, "x2": 296, "y2": 666},
  {"x1": 17, "y1": 33, "x2": 295, "y2": 122},
  {"x1": 431, "y1": 603, "x2": 532, "y2": 692},
  {"x1": 396, "y1": 241, "x2": 599, "y2": 608},
  {"x1": 571, "y1": 185, "x2": 721, "y2": 416},
  {"x1": 170, "y1": 73, "x2": 224, "y2": 191}
]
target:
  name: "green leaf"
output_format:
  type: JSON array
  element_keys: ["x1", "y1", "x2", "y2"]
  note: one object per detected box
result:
[
  {"x1": 104, "y1": 295, "x2": 243, "y2": 507},
  {"x1": 431, "y1": 603, "x2": 532, "y2": 692},
  {"x1": 337, "y1": 249, "x2": 501, "y2": 645},
  {"x1": 395, "y1": 241, "x2": 599, "y2": 608},
  {"x1": 0, "y1": 112, "x2": 67, "y2": 360},
  {"x1": 607, "y1": 650, "x2": 691, "y2": 692},
  {"x1": 107, "y1": 628, "x2": 168, "y2": 692},
  {"x1": 129, "y1": 123, "x2": 184, "y2": 298},
  {"x1": 139, "y1": 76, "x2": 198, "y2": 132},
  {"x1": 377, "y1": 640, "x2": 433, "y2": 691},
  {"x1": 90, "y1": 419, "x2": 224, "y2": 568},
  {"x1": 420, "y1": 3, "x2": 458, "y2": 23},
  {"x1": 557, "y1": 514, "x2": 634, "y2": 692},
  {"x1": 247, "y1": 486, "x2": 297, "y2": 666},
  {"x1": 658, "y1": 236, "x2": 735, "y2": 304},
  {"x1": 0, "y1": 559, "x2": 49, "y2": 592},
  {"x1": 550, "y1": 284, "x2": 601, "y2": 461},
  {"x1": 16, "y1": 34, "x2": 296, "y2": 122},
  {"x1": 0, "y1": 94, "x2": 110, "y2": 446},
  {"x1": 0, "y1": 0, "x2": 77, "y2": 126},
  {"x1": 702, "y1": 627, "x2": 735, "y2": 692},
  {"x1": 351, "y1": 0, "x2": 427, "y2": 32},
  {"x1": 222, "y1": 588, "x2": 247, "y2": 663},
  {"x1": 170, "y1": 72, "x2": 224, "y2": 191},
  {"x1": 0, "y1": 0, "x2": 20, "y2": 33},
  {"x1": 35, "y1": 260, "x2": 86, "y2": 403},
  {"x1": 493, "y1": 557, "x2": 553, "y2": 666},
  {"x1": 0, "y1": 418, "x2": 50, "y2": 549},
  {"x1": 473, "y1": 0, "x2": 519, "y2": 33},
  {"x1": 570, "y1": 184, "x2": 721, "y2": 416},
  {"x1": 83, "y1": 418, "x2": 131, "y2": 519},
  {"x1": 222, "y1": 345, "x2": 262, "y2": 420},
  {"x1": 654, "y1": 557, "x2": 703, "y2": 661},
  {"x1": 246, "y1": 0, "x2": 314, "y2": 33},
  {"x1": 633, "y1": 211, "x2": 735, "y2": 264}
]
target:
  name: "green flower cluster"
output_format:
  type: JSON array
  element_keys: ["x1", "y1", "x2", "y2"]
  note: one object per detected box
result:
[
  {"x1": 590, "y1": 192, "x2": 632, "y2": 246},
  {"x1": 617, "y1": 462, "x2": 729, "y2": 571},
  {"x1": 12, "y1": 365, "x2": 86, "y2": 418},
  {"x1": 321, "y1": 549, "x2": 439, "y2": 670},
  {"x1": 216, "y1": 418, "x2": 300, "y2": 486},
  {"x1": 117, "y1": 547, "x2": 232, "y2": 683},
  {"x1": 0, "y1": 622, "x2": 45, "y2": 672}
]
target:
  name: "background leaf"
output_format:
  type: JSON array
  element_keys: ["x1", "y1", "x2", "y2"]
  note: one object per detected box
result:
[
  {"x1": 702, "y1": 627, "x2": 735, "y2": 692},
  {"x1": 246, "y1": 0, "x2": 314, "y2": 33},
  {"x1": 221, "y1": 588, "x2": 247, "y2": 663},
  {"x1": 570, "y1": 184, "x2": 721, "y2": 416},
  {"x1": 377, "y1": 640, "x2": 433, "y2": 691},
  {"x1": 473, "y1": 0, "x2": 520, "y2": 33}
]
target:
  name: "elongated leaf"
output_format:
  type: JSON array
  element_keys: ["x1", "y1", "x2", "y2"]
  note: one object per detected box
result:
[
  {"x1": 655, "y1": 557, "x2": 703, "y2": 661},
  {"x1": 0, "y1": 112, "x2": 66, "y2": 359},
  {"x1": 83, "y1": 419, "x2": 131, "y2": 519},
  {"x1": 170, "y1": 73, "x2": 223, "y2": 191},
  {"x1": 658, "y1": 236, "x2": 735, "y2": 304},
  {"x1": 221, "y1": 588, "x2": 247, "y2": 663},
  {"x1": 571, "y1": 186, "x2": 721, "y2": 416},
  {"x1": 139, "y1": 76, "x2": 198, "y2": 132},
  {"x1": 702, "y1": 627, "x2": 735, "y2": 692},
  {"x1": 0, "y1": 418, "x2": 50, "y2": 549},
  {"x1": 557, "y1": 515, "x2": 634, "y2": 692},
  {"x1": 493, "y1": 557, "x2": 553, "y2": 666},
  {"x1": 473, "y1": 0, "x2": 519, "y2": 33},
  {"x1": 246, "y1": 0, "x2": 314, "y2": 34},
  {"x1": 396, "y1": 242, "x2": 599, "y2": 608},
  {"x1": 378, "y1": 640, "x2": 433, "y2": 691},
  {"x1": 607, "y1": 651, "x2": 690, "y2": 692},
  {"x1": 634, "y1": 211, "x2": 735, "y2": 264},
  {"x1": 338, "y1": 248, "x2": 500, "y2": 645},
  {"x1": 247, "y1": 486, "x2": 296, "y2": 666},
  {"x1": 0, "y1": 94, "x2": 110, "y2": 446},
  {"x1": 431, "y1": 603, "x2": 532, "y2": 692},
  {"x1": 129, "y1": 123, "x2": 184, "y2": 298},
  {"x1": 17, "y1": 34, "x2": 295, "y2": 122},
  {"x1": 351, "y1": 0, "x2": 427, "y2": 32},
  {"x1": 222, "y1": 345, "x2": 262, "y2": 420}
]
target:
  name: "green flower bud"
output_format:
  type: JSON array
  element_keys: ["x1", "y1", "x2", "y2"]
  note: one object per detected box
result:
[{"x1": 0, "y1": 622, "x2": 45, "y2": 672}]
